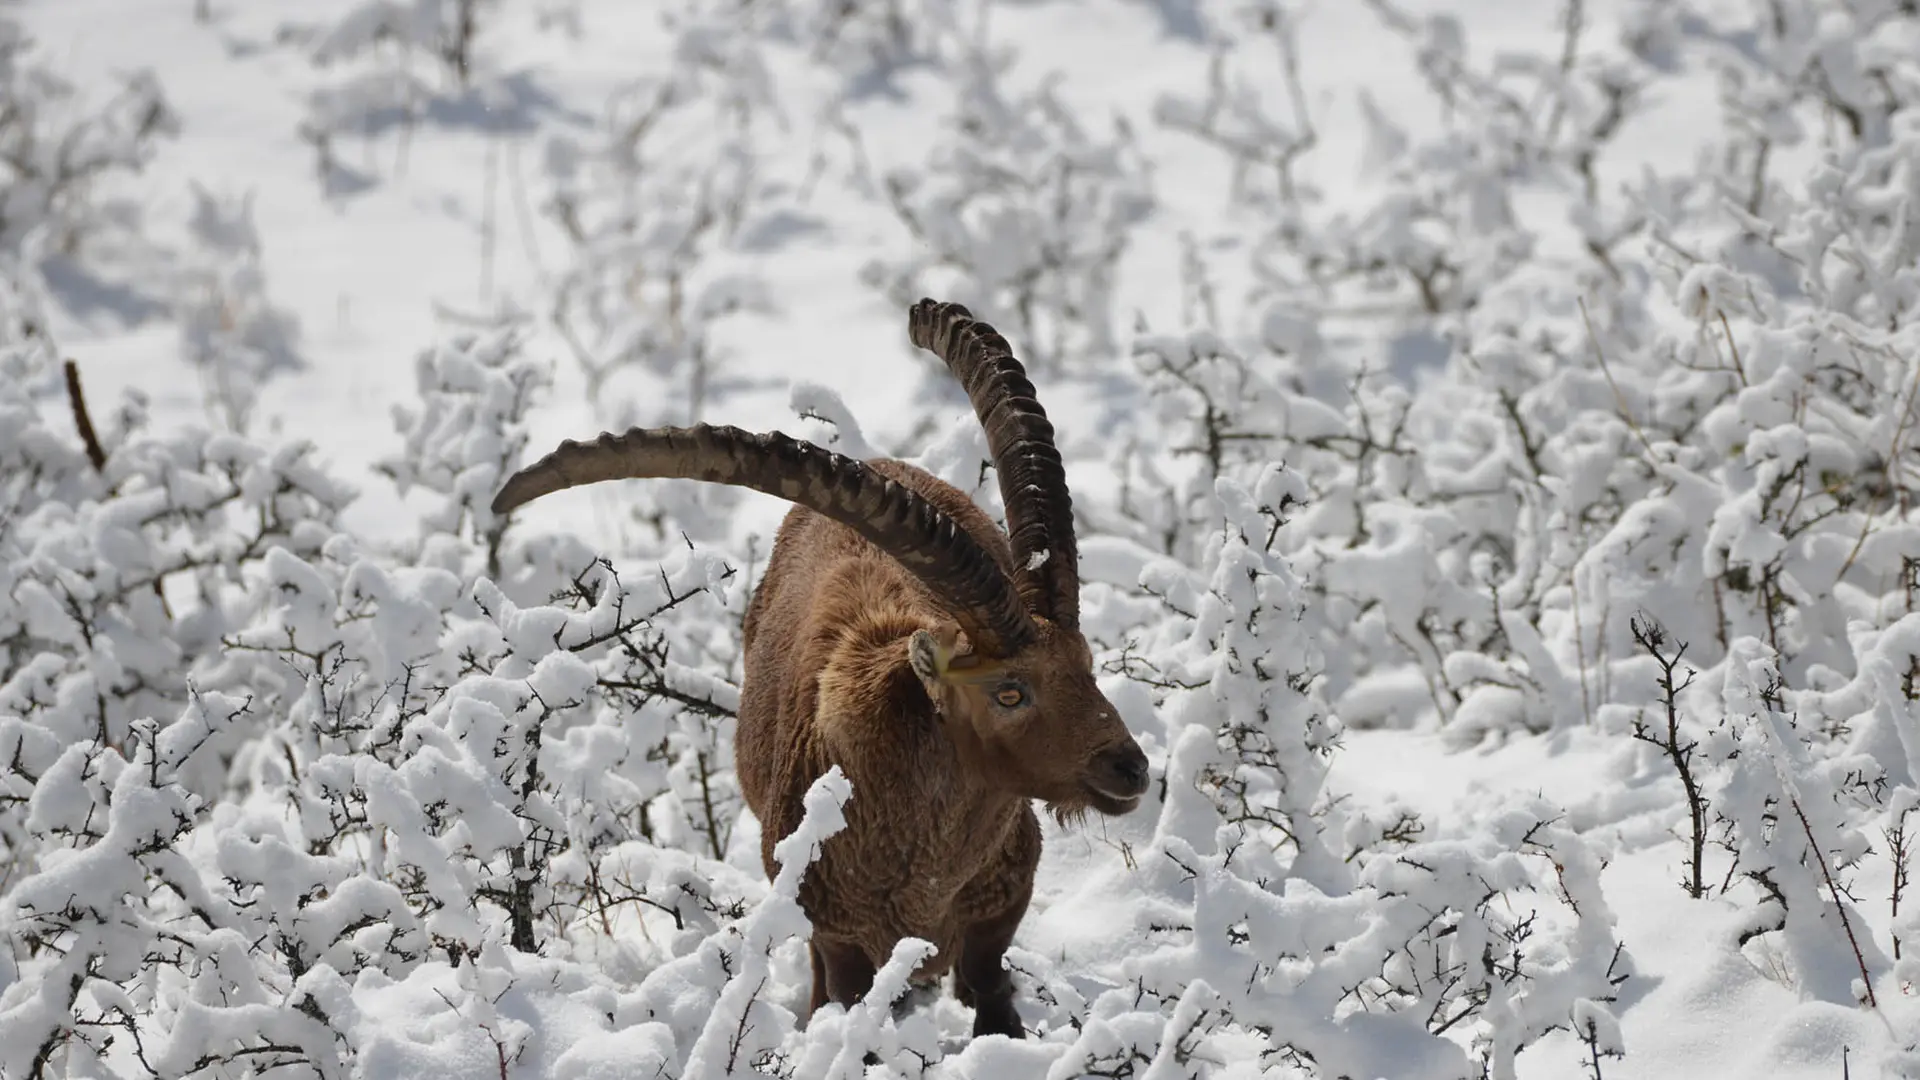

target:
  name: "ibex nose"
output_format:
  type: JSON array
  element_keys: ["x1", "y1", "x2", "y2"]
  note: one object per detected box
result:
[{"x1": 1093, "y1": 741, "x2": 1150, "y2": 799}]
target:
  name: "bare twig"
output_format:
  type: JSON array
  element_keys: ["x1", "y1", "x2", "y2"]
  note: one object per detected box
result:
[
  {"x1": 1629, "y1": 615, "x2": 1706, "y2": 898},
  {"x1": 1887, "y1": 805, "x2": 1913, "y2": 961},
  {"x1": 1579, "y1": 1012, "x2": 1609, "y2": 1080},
  {"x1": 727, "y1": 977, "x2": 767, "y2": 1072},
  {"x1": 1835, "y1": 341, "x2": 1920, "y2": 581},
  {"x1": 1570, "y1": 562, "x2": 1594, "y2": 728},
  {"x1": 67, "y1": 359, "x2": 173, "y2": 624},
  {"x1": 1579, "y1": 298, "x2": 1657, "y2": 460},
  {"x1": 1716, "y1": 311, "x2": 1749, "y2": 387},
  {"x1": 1787, "y1": 792, "x2": 1876, "y2": 1006},
  {"x1": 63, "y1": 359, "x2": 107, "y2": 471},
  {"x1": 480, "y1": 136, "x2": 499, "y2": 305}
]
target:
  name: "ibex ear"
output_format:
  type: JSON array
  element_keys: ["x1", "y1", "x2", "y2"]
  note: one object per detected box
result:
[
  {"x1": 909, "y1": 628, "x2": 952, "y2": 683},
  {"x1": 911, "y1": 626, "x2": 995, "y2": 686}
]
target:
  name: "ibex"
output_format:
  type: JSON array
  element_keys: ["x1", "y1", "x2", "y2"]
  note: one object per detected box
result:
[{"x1": 491, "y1": 300, "x2": 1150, "y2": 1039}]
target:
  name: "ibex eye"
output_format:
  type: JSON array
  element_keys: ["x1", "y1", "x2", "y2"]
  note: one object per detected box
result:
[{"x1": 994, "y1": 685, "x2": 1027, "y2": 708}]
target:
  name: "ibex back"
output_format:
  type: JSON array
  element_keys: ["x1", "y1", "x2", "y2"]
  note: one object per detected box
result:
[{"x1": 492, "y1": 300, "x2": 1149, "y2": 1040}]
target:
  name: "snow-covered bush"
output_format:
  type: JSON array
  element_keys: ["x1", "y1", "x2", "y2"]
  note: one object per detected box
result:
[
  {"x1": 536, "y1": 7, "x2": 822, "y2": 546},
  {"x1": 866, "y1": 41, "x2": 1154, "y2": 375},
  {"x1": 282, "y1": 0, "x2": 560, "y2": 195},
  {"x1": 0, "y1": 336, "x2": 349, "y2": 762},
  {"x1": 0, "y1": 305, "x2": 754, "y2": 1073},
  {"x1": 772, "y1": 0, "x2": 966, "y2": 96},
  {"x1": 0, "y1": 301, "x2": 357, "y2": 1074},
  {"x1": 1103, "y1": 467, "x2": 1629, "y2": 1080},
  {"x1": 174, "y1": 185, "x2": 304, "y2": 434},
  {"x1": 0, "y1": 10, "x2": 176, "y2": 302},
  {"x1": 542, "y1": 35, "x2": 776, "y2": 428}
]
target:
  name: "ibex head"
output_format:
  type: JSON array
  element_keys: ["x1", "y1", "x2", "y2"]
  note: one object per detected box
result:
[
  {"x1": 490, "y1": 299, "x2": 1149, "y2": 819},
  {"x1": 900, "y1": 300, "x2": 1146, "y2": 817},
  {"x1": 907, "y1": 617, "x2": 1146, "y2": 817}
]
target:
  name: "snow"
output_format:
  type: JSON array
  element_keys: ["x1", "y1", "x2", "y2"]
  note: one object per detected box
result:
[{"x1": 6, "y1": 0, "x2": 1920, "y2": 1076}]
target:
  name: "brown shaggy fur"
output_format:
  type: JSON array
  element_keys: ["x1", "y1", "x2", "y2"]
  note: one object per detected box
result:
[{"x1": 738, "y1": 459, "x2": 1146, "y2": 1039}]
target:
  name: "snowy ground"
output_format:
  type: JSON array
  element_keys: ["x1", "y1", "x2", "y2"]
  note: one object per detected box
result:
[{"x1": 6, "y1": 0, "x2": 1920, "y2": 1077}]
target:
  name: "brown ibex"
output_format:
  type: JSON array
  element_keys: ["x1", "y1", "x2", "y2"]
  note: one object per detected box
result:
[{"x1": 491, "y1": 299, "x2": 1150, "y2": 1040}]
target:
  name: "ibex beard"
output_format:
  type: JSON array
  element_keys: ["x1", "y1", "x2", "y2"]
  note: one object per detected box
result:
[{"x1": 492, "y1": 299, "x2": 1150, "y2": 1041}]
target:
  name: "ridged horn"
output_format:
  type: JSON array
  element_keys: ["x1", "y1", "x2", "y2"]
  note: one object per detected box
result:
[
  {"x1": 908, "y1": 299, "x2": 1079, "y2": 627},
  {"x1": 491, "y1": 424, "x2": 1037, "y2": 655}
]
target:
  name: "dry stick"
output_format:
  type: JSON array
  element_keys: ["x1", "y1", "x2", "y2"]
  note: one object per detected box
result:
[
  {"x1": 1538, "y1": 0, "x2": 1587, "y2": 143},
  {"x1": 1629, "y1": 616, "x2": 1705, "y2": 897},
  {"x1": 505, "y1": 136, "x2": 549, "y2": 288},
  {"x1": 1716, "y1": 311, "x2": 1750, "y2": 386},
  {"x1": 1579, "y1": 1012, "x2": 1608, "y2": 1080},
  {"x1": 1835, "y1": 341, "x2": 1920, "y2": 581},
  {"x1": 695, "y1": 748, "x2": 725, "y2": 861},
  {"x1": 63, "y1": 359, "x2": 107, "y2": 471},
  {"x1": 1788, "y1": 792, "x2": 1877, "y2": 1007},
  {"x1": 1267, "y1": 7, "x2": 1318, "y2": 206},
  {"x1": 68, "y1": 361, "x2": 173, "y2": 624},
  {"x1": 480, "y1": 136, "x2": 499, "y2": 305},
  {"x1": 395, "y1": 58, "x2": 416, "y2": 179},
  {"x1": 1570, "y1": 564, "x2": 1594, "y2": 727},
  {"x1": 725, "y1": 977, "x2": 767, "y2": 1072},
  {"x1": 1579, "y1": 297, "x2": 1659, "y2": 461},
  {"x1": 64, "y1": 360, "x2": 124, "y2": 750},
  {"x1": 1597, "y1": 585, "x2": 1615, "y2": 715},
  {"x1": 1887, "y1": 807, "x2": 1913, "y2": 961}
]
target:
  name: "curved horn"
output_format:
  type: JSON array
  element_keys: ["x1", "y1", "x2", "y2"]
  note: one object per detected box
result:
[
  {"x1": 908, "y1": 299, "x2": 1079, "y2": 627},
  {"x1": 492, "y1": 424, "x2": 1037, "y2": 655}
]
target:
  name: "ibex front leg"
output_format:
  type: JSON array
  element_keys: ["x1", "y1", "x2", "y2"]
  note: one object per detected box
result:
[
  {"x1": 811, "y1": 937, "x2": 886, "y2": 1066},
  {"x1": 811, "y1": 937, "x2": 877, "y2": 1012},
  {"x1": 955, "y1": 902, "x2": 1027, "y2": 1039}
]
